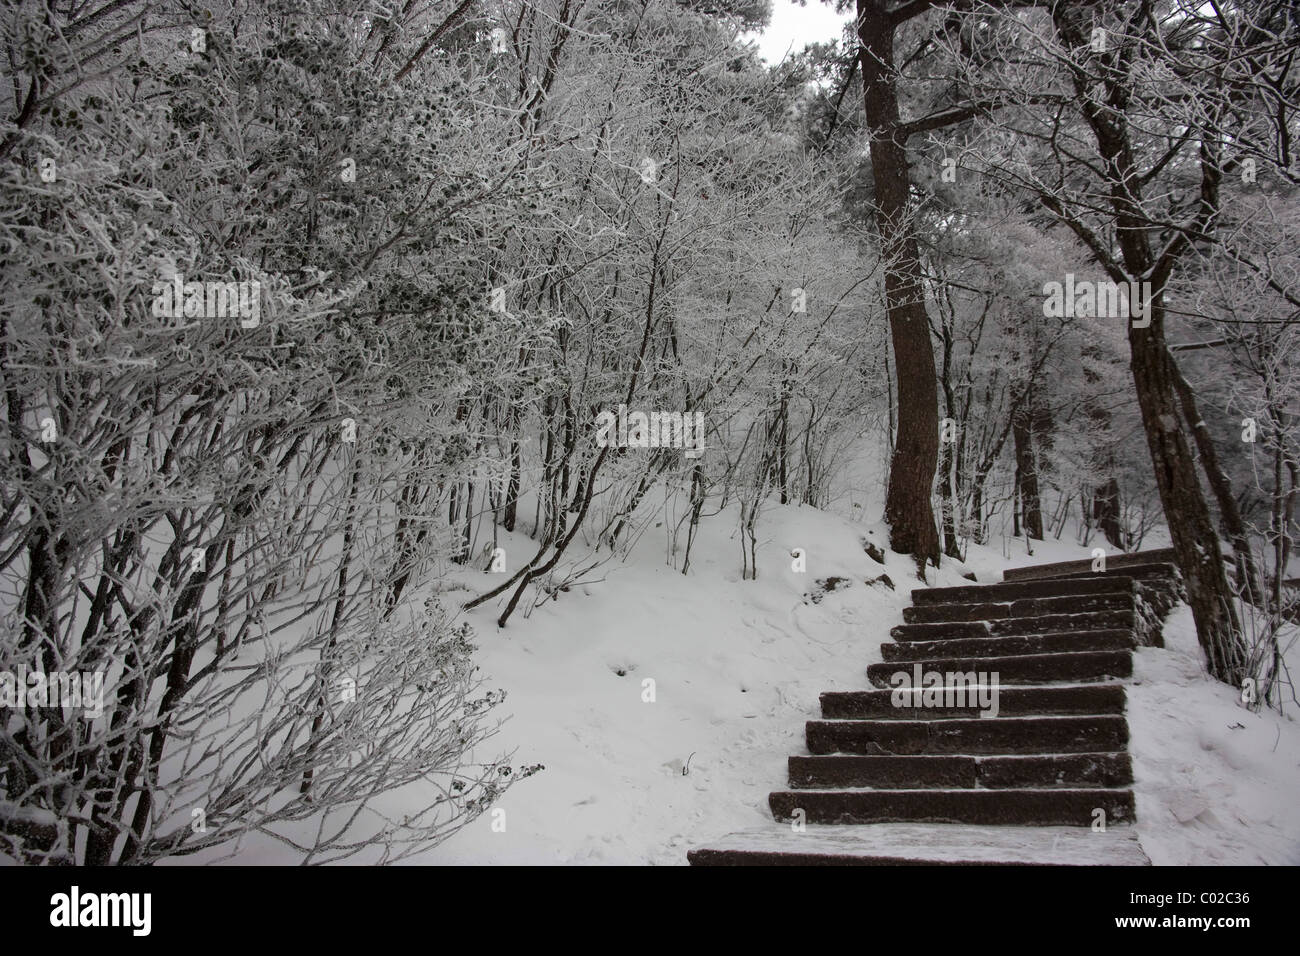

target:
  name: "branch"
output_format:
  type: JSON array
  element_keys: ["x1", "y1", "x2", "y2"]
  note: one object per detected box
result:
[
  {"x1": 392, "y1": 0, "x2": 479, "y2": 85},
  {"x1": 896, "y1": 102, "x2": 989, "y2": 139},
  {"x1": 888, "y1": 0, "x2": 939, "y2": 25},
  {"x1": 1169, "y1": 338, "x2": 1228, "y2": 352},
  {"x1": 1037, "y1": 193, "x2": 1128, "y2": 284},
  {"x1": 1151, "y1": 136, "x2": 1221, "y2": 289}
]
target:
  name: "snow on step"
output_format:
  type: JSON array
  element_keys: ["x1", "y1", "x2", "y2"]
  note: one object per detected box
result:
[
  {"x1": 890, "y1": 609, "x2": 1136, "y2": 641},
  {"x1": 688, "y1": 824, "x2": 1151, "y2": 866},
  {"x1": 820, "y1": 683, "x2": 1127, "y2": 718},
  {"x1": 912, "y1": 575, "x2": 1137, "y2": 607},
  {"x1": 902, "y1": 592, "x2": 1135, "y2": 624},
  {"x1": 880, "y1": 629, "x2": 1135, "y2": 661},
  {"x1": 865, "y1": 650, "x2": 1132, "y2": 686},
  {"x1": 1001, "y1": 548, "x2": 1178, "y2": 582}
]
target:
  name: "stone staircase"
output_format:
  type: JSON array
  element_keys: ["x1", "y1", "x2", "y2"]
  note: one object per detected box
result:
[{"x1": 688, "y1": 549, "x2": 1183, "y2": 865}]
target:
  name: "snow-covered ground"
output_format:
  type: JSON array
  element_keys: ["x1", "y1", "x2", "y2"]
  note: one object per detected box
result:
[
  {"x1": 1129, "y1": 605, "x2": 1300, "y2": 865},
  {"x1": 133, "y1": 459, "x2": 1296, "y2": 867},
  {"x1": 407, "y1": 495, "x2": 1300, "y2": 866},
  {"x1": 420, "y1": 502, "x2": 918, "y2": 864}
]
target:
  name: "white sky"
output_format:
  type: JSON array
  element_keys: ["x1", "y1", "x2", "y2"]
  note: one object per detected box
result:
[{"x1": 747, "y1": 0, "x2": 851, "y2": 64}]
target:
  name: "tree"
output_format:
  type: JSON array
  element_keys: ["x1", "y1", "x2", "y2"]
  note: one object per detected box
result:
[
  {"x1": 0, "y1": 0, "x2": 540, "y2": 864},
  {"x1": 926, "y1": 0, "x2": 1300, "y2": 682},
  {"x1": 855, "y1": 0, "x2": 945, "y2": 570}
]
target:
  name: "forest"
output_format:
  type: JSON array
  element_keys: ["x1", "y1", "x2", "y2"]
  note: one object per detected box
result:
[{"x1": 0, "y1": 0, "x2": 1296, "y2": 865}]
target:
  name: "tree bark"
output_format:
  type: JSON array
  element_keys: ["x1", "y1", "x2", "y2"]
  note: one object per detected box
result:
[
  {"x1": 1050, "y1": 0, "x2": 1246, "y2": 685},
  {"x1": 1166, "y1": 346, "x2": 1263, "y2": 604},
  {"x1": 1013, "y1": 407, "x2": 1043, "y2": 539},
  {"x1": 503, "y1": 435, "x2": 521, "y2": 533},
  {"x1": 1092, "y1": 473, "x2": 1123, "y2": 550},
  {"x1": 857, "y1": 0, "x2": 941, "y2": 570}
]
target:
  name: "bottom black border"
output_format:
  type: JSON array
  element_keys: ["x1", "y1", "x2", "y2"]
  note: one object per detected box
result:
[{"x1": 0, "y1": 864, "x2": 1279, "y2": 943}]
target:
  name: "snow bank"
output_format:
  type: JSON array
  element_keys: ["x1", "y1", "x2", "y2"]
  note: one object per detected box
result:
[{"x1": 1128, "y1": 605, "x2": 1300, "y2": 865}]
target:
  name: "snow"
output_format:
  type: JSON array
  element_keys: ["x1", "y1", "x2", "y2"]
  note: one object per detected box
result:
[
  {"x1": 416, "y1": 503, "x2": 921, "y2": 864},
  {"x1": 1127, "y1": 605, "x2": 1300, "y2": 865},
  {"x1": 692, "y1": 823, "x2": 1151, "y2": 865},
  {"x1": 109, "y1": 473, "x2": 1297, "y2": 866},
  {"x1": 401, "y1": 496, "x2": 1298, "y2": 866},
  {"x1": 378, "y1": 490, "x2": 1295, "y2": 865}
]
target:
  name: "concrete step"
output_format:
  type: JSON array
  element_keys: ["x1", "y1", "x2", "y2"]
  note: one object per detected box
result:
[
  {"x1": 866, "y1": 650, "x2": 1132, "y2": 687},
  {"x1": 820, "y1": 683, "x2": 1127, "y2": 719},
  {"x1": 789, "y1": 752, "x2": 1133, "y2": 789},
  {"x1": 805, "y1": 715, "x2": 1128, "y2": 756},
  {"x1": 769, "y1": 787, "x2": 1135, "y2": 826},
  {"x1": 902, "y1": 592, "x2": 1135, "y2": 624},
  {"x1": 911, "y1": 575, "x2": 1137, "y2": 607},
  {"x1": 881, "y1": 629, "x2": 1136, "y2": 663},
  {"x1": 890, "y1": 609, "x2": 1136, "y2": 642},
  {"x1": 687, "y1": 823, "x2": 1150, "y2": 865}
]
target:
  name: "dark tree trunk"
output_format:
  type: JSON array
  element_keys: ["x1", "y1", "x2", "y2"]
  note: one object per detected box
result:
[
  {"x1": 939, "y1": 437, "x2": 961, "y2": 558},
  {"x1": 503, "y1": 435, "x2": 521, "y2": 533},
  {"x1": 1128, "y1": 320, "x2": 1246, "y2": 681},
  {"x1": 857, "y1": 0, "x2": 941, "y2": 571},
  {"x1": 1166, "y1": 348, "x2": 1263, "y2": 604},
  {"x1": 1093, "y1": 474, "x2": 1123, "y2": 551},
  {"x1": 777, "y1": 389, "x2": 789, "y2": 506},
  {"x1": 1078, "y1": 338, "x2": 1124, "y2": 550},
  {"x1": 1013, "y1": 408, "x2": 1043, "y2": 539},
  {"x1": 937, "y1": 313, "x2": 961, "y2": 559},
  {"x1": 1050, "y1": 1, "x2": 1246, "y2": 685}
]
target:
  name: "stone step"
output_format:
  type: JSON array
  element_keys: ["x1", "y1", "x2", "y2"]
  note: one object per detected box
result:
[
  {"x1": 866, "y1": 650, "x2": 1132, "y2": 687},
  {"x1": 687, "y1": 823, "x2": 1150, "y2": 865},
  {"x1": 911, "y1": 575, "x2": 1137, "y2": 607},
  {"x1": 768, "y1": 787, "x2": 1135, "y2": 826},
  {"x1": 686, "y1": 549, "x2": 1170, "y2": 865},
  {"x1": 902, "y1": 592, "x2": 1135, "y2": 624},
  {"x1": 790, "y1": 754, "x2": 972, "y2": 789},
  {"x1": 1025, "y1": 562, "x2": 1179, "y2": 584},
  {"x1": 805, "y1": 715, "x2": 1128, "y2": 756},
  {"x1": 789, "y1": 752, "x2": 1133, "y2": 789},
  {"x1": 820, "y1": 683, "x2": 1126, "y2": 719},
  {"x1": 977, "y1": 752, "x2": 1133, "y2": 789},
  {"x1": 1003, "y1": 551, "x2": 1178, "y2": 581},
  {"x1": 890, "y1": 609, "x2": 1135, "y2": 642},
  {"x1": 881, "y1": 629, "x2": 1136, "y2": 663}
]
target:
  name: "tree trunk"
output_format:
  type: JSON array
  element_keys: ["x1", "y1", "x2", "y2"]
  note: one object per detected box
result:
[
  {"x1": 503, "y1": 435, "x2": 521, "y2": 533},
  {"x1": 1166, "y1": 348, "x2": 1263, "y2": 604},
  {"x1": 1013, "y1": 408, "x2": 1043, "y2": 539},
  {"x1": 857, "y1": 0, "x2": 941, "y2": 570},
  {"x1": 1051, "y1": 1, "x2": 1247, "y2": 685},
  {"x1": 939, "y1": 437, "x2": 961, "y2": 558},
  {"x1": 1129, "y1": 321, "x2": 1246, "y2": 681},
  {"x1": 1092, "y1": 474, "x2": 1123, "y2": 550},
  {"x1": 777, "y1": 389, "x2": 789, "y2": 505}
]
